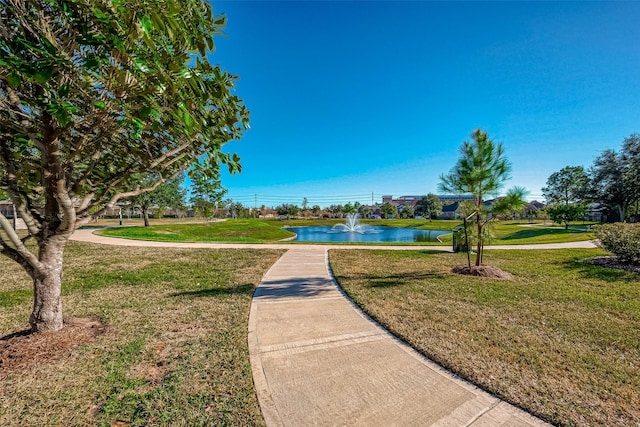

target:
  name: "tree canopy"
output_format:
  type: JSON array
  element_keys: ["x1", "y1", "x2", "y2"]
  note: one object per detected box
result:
[
  {"x1": 547, "y1": 204, "x2": 585, "y2": 230},
  {"x1": 190, "y1": 173, "x2": 227, "y2": 221},
  {"x1": 0, "y1": 0, "x2": 248, "y2": 331},
  {"x1": 380, "y1": 202, "x2": 397, "y2": 219},
  {"x1": 129, "y1": 175, "x2": 187, "y2": 226},
  {"x1": 275, "y1": 203, "x2": 300, "y2": 218},
  {"x1": 542, "y1": 166, "x2": 589, "y2": 206},
  {"x1": 415, "y1": 194, "x2": 442, "y2": 220}
]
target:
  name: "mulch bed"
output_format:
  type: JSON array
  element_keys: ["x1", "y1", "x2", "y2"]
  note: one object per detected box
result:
[
  {"x1": 0, "y1": 317, "x2": 107, "y2": 378},
  {"x1": 582, "y1": 256, "x2": 640, "y2": 273},
  {"x1": 451, "y1": 264, "x2": 514, "y2": 279}
]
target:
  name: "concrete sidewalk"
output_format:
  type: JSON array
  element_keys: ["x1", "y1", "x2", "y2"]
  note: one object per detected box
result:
[{"x1": 249, "y1": 248, "x2": 550, "y2": 426}]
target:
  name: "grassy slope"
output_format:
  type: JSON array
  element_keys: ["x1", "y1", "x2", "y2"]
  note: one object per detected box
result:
[
  {"x1": 0, "y1": 242, "x2": 284, "y2": 426},
  {"x1": 329, "y1": 248, "x2": 640, "y2": 427},
  {"x1": 99, "y1": 220, "x2": 296, "y2": 243}
]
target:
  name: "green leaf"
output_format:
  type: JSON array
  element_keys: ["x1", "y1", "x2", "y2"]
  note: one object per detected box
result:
[
  {"x1": 140, "y1": 15, "x2": 152, "y2": 33},
  {"x1": 93, "y1": 8, "x2": 109, "y2": 23},
  {"x1": 58, "y1": 110, "x2": 71, "y2": 126},
  {"x1": 41, "y1": 37, "x2": 56, "y2": 54},
  {"x1": 132, "y1": 118, "x2": 144, "y2": 136},
  {"x1": 6, "y1": 73, "x2": 21, "y2": 88},
  {"x1": 138, "y1": 106, "x2": 152, "y2": 120},
  {"x1": 63, "y1": 101, "x2": 79, "y2": 113},
  {"x1": 94, "y1": 101, "x2": 106, "y2": 109},
  {"x1": 59, "y1": 83, "x2": 70, "y2": 97},
  {"x1": 196, "y1": 39, "x2": 206, "y2": 56},
  {"x1": 34, "y1": 66, "x2": 53, "y2": 83},
  {"x1": 46, "y1": 103, "x2": 59, "y2": 114},
  {"x1": 46, "y1": 104, "x2": 70, "y2": 126},
  {"x1": 83, "y1": 56, "x2": 99, "y2": 70},
  {"x1": 112, "y1": 35, "x2": 124, "y2": 50}
]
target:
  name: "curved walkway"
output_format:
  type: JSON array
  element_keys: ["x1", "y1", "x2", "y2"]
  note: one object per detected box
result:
[
  {"x1": 71, "y1": 229, "x2": 596, "y2": 426},
  {"x1": 250, "y1": 248, "x2": 550, "y2": 426}
]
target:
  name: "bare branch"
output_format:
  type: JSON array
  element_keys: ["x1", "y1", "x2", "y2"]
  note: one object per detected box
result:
[
  {"x1": 94, "y1": 169, "x2": 182, "y2": 217},
  {"x1": 76, "y1": 193, "x2": 95, "y2": 213},
  {"x1": 0, "y1": 212, "x2": 40, "y2": 273},
  {"x1": 148, "y1": 140, "x2": 193, "y2": 170},
  {"x1": 66, "y1": 110, "x2": 114, "y2": 169},
  {"x1": 0, "y1": 144, "x2": 42, "y2": 236}
]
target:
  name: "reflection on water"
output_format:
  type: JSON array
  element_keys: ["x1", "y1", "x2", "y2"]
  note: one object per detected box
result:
[{"x1": 285, "y1": 226, "x2": 448, "y2": 243}]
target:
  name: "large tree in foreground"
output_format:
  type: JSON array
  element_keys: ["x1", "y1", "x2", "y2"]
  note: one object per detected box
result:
[
  {"x1": 439, "y1": 130, "x2": 516, "y2": 266},
  {"x1": 0, "y1": 0, "x2": 248, "y2": 332}
]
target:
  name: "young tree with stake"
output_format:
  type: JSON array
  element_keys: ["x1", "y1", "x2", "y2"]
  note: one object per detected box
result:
[{"x1": 439, "y1": 130, "x2": 525, "y2": 267}]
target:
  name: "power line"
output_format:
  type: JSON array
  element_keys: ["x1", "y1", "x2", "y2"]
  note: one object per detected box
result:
[
  {"x1": 225, "y1": 192, "x2": 386, "y2": 207},
  {"x1": 224, "y1": 191, "x2": 547, "y2": 208}
]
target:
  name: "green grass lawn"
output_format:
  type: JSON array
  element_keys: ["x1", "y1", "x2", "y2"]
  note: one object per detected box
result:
[
  {"x1": 97, "y1": 218, "x2": 594, "y2": 245},
  {"x1": 99, "y1": 220, "x2": 296, "y2": 243},
  {"x1": 329, "y1": 248, "x2": 640, "y2": 427},
  {"x1": 482, "y1": 220, "x2": 595, "y2": 244},
  {"x1": 0, "y1": 228, "x2": 627, "y2": 426},
  {"x1": 0, "y1": 242, "x2": 284, "y2": 426}
]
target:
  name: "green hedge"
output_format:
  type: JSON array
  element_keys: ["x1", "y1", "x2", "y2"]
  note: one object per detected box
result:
[{"x1": 594, "y1": 223, "x2": 640, "y2": 264}]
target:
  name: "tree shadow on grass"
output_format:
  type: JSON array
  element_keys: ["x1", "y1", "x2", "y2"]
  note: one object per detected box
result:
[
  {"x1": 253, "y1": 277, "x2": 337, "y2": 300},
  {"x1": 172, "y1": 283, "x2": 255, "y2": 298},
  {"x1": 415, "y1": 250, "x2": 452, "y2": 255},
  {"x1": 563, "y1": 259, "x2": 640, "y2": 283},
  {"x1": 336, "y1": 271, "x2": 447, "y2": 289},
  {"x1": 0, "y1": 329, "x2": 31, "y2": 341},
  {"x1": 372, "y1": 249, "x2": 450, "y2": 256},
  {"x1": 500, "y1": 228, "x2": 582, "y2": 241}
]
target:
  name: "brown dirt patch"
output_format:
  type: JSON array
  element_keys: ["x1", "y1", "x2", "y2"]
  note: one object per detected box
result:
[
  {"x1": 0, "y1": 317, "x2": 107, "y2": 378},
  {"x1": 451, "y1": 264, "x2": 514, "y2": 279},
  {"x1": 583, "y1": 256, "x2": 640, "y2": 273}
]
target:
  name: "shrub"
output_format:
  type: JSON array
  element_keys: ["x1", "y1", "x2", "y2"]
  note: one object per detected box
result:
[{"x1": 594, "y1": 223, "x2": 640, "y2": 264}]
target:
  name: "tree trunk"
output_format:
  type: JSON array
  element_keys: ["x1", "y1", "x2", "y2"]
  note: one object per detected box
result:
[
  {"x1": 143, "y1": 208, "x2": 150, "y2": 227},
  {"x1": 30, "y1": 237, "x2": 66, "y2": 332},
  {"x1": 476, "y1": 217, "x2": 482, "y2": 266},
  {"x1": 618, "y1": 206, "x2": 625, "y2": 223}
]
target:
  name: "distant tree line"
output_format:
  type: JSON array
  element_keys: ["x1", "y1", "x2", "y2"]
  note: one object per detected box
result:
[{"x1": 543, "y1": 133, "x2": 640, "y2": 227}]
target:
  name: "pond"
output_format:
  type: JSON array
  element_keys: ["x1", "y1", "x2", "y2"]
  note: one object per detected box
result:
[{"x1": 285, "y1": 226, "x2": 449, "y2": 243}]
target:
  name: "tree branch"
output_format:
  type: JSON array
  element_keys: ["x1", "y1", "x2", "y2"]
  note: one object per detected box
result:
[
  {"x1": 0, "y1": 142, "x2": 42, "y2": 236},
  {"x1": 0, "y1": 212, "x2": 40, "y2": 274},
  {"x1": 94, "y1": 169, "x2": 182, "y2": 216},
  {"x1": 147, "y1": 140, "x2": 194, "y2": 170}
]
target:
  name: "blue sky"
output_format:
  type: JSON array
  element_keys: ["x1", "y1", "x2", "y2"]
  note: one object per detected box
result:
[{"x1": 210, "y1": 1, "x2": 640, "y2": 208}]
